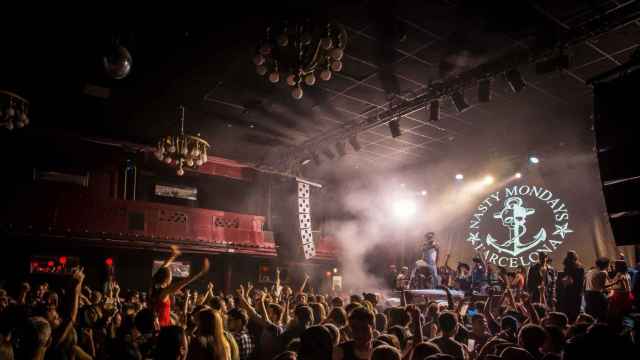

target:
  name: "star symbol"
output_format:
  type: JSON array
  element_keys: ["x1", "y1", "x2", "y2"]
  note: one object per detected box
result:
[
  {"x1": 467, "y1": 232, "x2": 481, "y2": 246},
  {"x1": 553, "y1": 223, "x2": 573, "y2": 239}
]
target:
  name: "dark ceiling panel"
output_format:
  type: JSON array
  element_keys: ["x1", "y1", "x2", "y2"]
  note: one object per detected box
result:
[
  {"x1": 572, "y1": 58, "x2": 619, "y2": 81},
  {"x1": 590, "y1": 23, "x2": 640, "y2": 54}
]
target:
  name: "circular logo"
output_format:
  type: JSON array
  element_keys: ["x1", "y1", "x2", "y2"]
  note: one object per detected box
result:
[{"x1": 466, "y1": 185, "x2": 572, "y2": 268}]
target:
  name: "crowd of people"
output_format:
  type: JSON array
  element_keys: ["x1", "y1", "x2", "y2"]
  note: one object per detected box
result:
[{"x1": 1, "y1": 244, "x2": 639, "y2": 360}]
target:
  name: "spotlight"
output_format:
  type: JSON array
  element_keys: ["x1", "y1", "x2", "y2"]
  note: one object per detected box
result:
[
  {"x1": 105, "y1": 257, "x2": 114, "y2": 266},
  {"x1": 312, "y1": 152, "x2": 322, "y2": 166},
  {"x1": 392, "y1": 199, "x2": 417, "y2": 219},
  {"x1": 483, "y1": 175, "x2": 494, "y2": 185},
  {"x1": 420, "y1": 190, "x2": 427, "y2": 196},
  {"x1": 388, "y1": 118, "x2": 402, "y2": 138},
  {"x1": 336, "y1": 142, "x2": 347, "y2": 157},
  {"x1": 429, "y1": 99, "x2": 439, "y2": 122},
  {"x1": 325, "y1": 271, "x2": 332, "y2": 277},
  {"x1": 348, "y1": 135, "x2": 362, "y2": 151},
  {"x1": 515, "y1": 172, "x2": 522, "y2": 179},
  {"x1": 478, "y1": 78, "x2": 491, "y2": 102},
  {"x1": 529, "y1": 156, "x2": 540, "y2": 164},
  {"x1": 301, "y1": 159, "x2": 311, "y2": 166},
  {"x1": 506, "y1": 69, "x2": 526, "y2": 93},
  {"x1": 451, "y1": 90, "x2": 469, "y2": 112},
  {"x1": 333, "y1": 268, "x2": 338, "y2": 274},
  {"x1": 323, "y1": 148, "x2": 335, "y2": 160},
  {"x1": 455, "y1": 174, "x2": 464, "y2": 180}
]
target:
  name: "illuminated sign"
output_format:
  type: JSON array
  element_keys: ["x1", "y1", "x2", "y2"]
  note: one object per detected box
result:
[{"x1": 466, "y1": 185, "x2": 573, "y2": 268}]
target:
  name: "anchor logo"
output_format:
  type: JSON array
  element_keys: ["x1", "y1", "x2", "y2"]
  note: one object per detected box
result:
[{"x1": 486, "y1": 197, "x2": 547, "y2": 257}]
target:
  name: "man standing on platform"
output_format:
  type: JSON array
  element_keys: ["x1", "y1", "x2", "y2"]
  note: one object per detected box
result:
[{"x1": 422, "y1": 232, "x2": 440, "y2": 289}]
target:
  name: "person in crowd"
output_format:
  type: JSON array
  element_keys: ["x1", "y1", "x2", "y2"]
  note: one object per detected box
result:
[
  {"x1": 299, "y1": 325, "x2": 333, "y2": 360},
  {"x1": 150, "y1": 246, "x2": 210, "y2": 327},
  {"x1": 606, "y1": 259, "x2": 633, "y2": 327},
  {"x1": 371, "y1": 345, "x2": 401, "y2": 360},
  {"x1": 584, "y1": 256, "x2": 610, "y2": 321},
  {"x1": 188, "y1": 308, "x2": 233, "y2": 360},
  {"x1": 556, "y1": 250, "x2": 585, "y2": 322},
  {"x1": 227, "y1": 308, "x2": 256, "y2": 360},
  {"x1": 454, "y1": 263, "x2": 471, "y2": 294},
  {"x1": 156, "y1": 325, "x2": 189, "y2": 360},
  {"x1": 395, "y1": 267, "x2": 410, "y2": 290},
  {"x1": 421, "y1": 232, "x2": 440, "y2": 289},
  {"x1": 527, "y1": 252, "x2": 557, "y2": 307},
  {"x1": 386, "y1": 266, "x2": 398, "y2": 291},
  {"x1": 428, "y1": 311, "x2": 468, "y2": 360},
  {"x1": 333, "y1": 307, "x2": 374, "y2": 360},
  {"x1": 470, "y1": 257, "x2": 486, "y2": 292}
]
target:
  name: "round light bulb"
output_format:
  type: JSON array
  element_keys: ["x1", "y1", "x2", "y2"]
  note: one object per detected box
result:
[
  {"x1": 291, "y1": 86, "x2": 304, "y2": 99},
  {"x1": 277, "y1": 34, "x2": 289, "y2": 47},
  {"x1": 330, "y1": 48, "x2": 344, "y2": 60},
  {"x1": 181, "y1": 147, "x2": 189, "y2": 156},
  {"x1": 177, "y1": 168, "x2": 184, "y2": 176},
  {"x1": 320, "y1": 37, "x2": 333, "y2": 50},
  {"x1": 286, "y1": 74, "x2": 297, "y2": 86},
  {"x1": 196, "y1": 159, "x2": 203, "y2": 166},
  {"x1": 168, "y1": 145, "x2": 176, "y2": 153},
  {"x1": 256, "y1": 65, "x2": 267, "y2": 76},
  {"x1": 187, "y1": 159, "x2": 194, "y2": 167},
  {"x1": 330, "y1": 60, "x2": 343, "y2": 72},
  {"x1": 320, "y1": 69, "x2": 332, "y2": 81},
  {"x1": 268, "y1": 72, "x2": 280, "y2": 83},
  {"x1": 304, "y1": 73, "x2": 316, "y2": 86},
  {"x1": 164, "y1": 157, "x2": 172, "y2": 164},
  {"x1": 253, "y1": 54, "x2": 265, "y2": 66}
]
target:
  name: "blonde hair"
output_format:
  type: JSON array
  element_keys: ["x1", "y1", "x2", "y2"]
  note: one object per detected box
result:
[{"x1": 197, "y1": 309, "x2": 231, "y2": 360}]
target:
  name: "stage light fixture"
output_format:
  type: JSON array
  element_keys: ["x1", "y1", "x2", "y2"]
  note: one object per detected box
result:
[
  {"x1": 301, "y1": 158, "x2": 311, "y2": 165},
  {"x1": 483, "y1": 175, "x2": 494, "y2": 185},
  {"x1": 429, "y1": 99, "x2": 439, "y2": 122},
  {"x1": 392, "y1": 199, "x2": 417, "y2": 219},
  {"x1": 515, "y1": 172, "x2": 522, "y2": 179},
  {"x1": 388, "y1": 118, "x2": 402, "y2": 138},
  {"x1": 333, "y1": 268, "x2": 338, "y2": 274},
  {"x1": 455, "y1": 174, "x2": 464, "y2": 180},
  {"x1": 420, "y1": 190, "x2": 427, "y2": 196},
  {"x1": 478, "y1": 78, "x2": 491, "y2": 102},
  {"x1": 348, "y1": 135, "x2": 362, "y2": 151},
  {"x1": 506, "y1": 69, "x2": 526, "y2": 93},
  {"x1": 336, "y1": 141, "x2": 347, "y2": 157},
  {"x1": 312, "y1": 152, "x2": 322, "y2": 166},
  {"x1": 323, "y1": 148, "x2": 335, "y2": 160},
  {"x1": 529, "y1": 156, "x2": 540, "y2": 164},
  {"x1": 451, "y1": 90, "x2": 469, "y2": 112}
]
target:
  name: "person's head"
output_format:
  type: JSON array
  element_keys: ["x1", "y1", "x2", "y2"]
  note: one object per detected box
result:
[
  {"x1": 227, "y1": 308, "x2": 248, "y2": 333},
  {"x1": 295, "y1": 293, "x2": 308, "y2": 305},
  {"x1": 425, "y1": 232, "x2": 435, "y2": 241},
  {"x1": 471, "y1": 314, "x2": 488, "y2": 335},
  {"x1": 538, "y1": 252, "x2": 549, "y2": 265},
  {"x1": 326, "y1": 307, "x2": 347, "y2": 327},
  {"x1": 543, "y1": 312, "x2": 568, "y2": 330},
  {"x1": 543, "y1": 325, "x2": 565, "y2": 354},
  {"x1": 614, "y1": 260, "x2": 628, "y2": 275},
  {"x1": 410, "y1": 342, "x2": 441, "y2": 360},
  {"x1": 567, "y1": 322, "x2": 590, "y2": 339},
  {"x1": 323, "y1": 323, "x2": 340, "y2": 347},
  {"x1": 371, "y1": 345, "x2": 401, "y2": 360},
  {"x1": 153, "y1": 267, "x2": 172, "y2": 289},
  {"x1": 36, "y1": 283, "x2": 48, "y2": 299},
  {"x1": 425, "y1": 302, "x2": 439, "y2": 321},
  {"x1": 500, "y1": 315, "x2": 519, "y2": 334},
  {"x1": 387, "y1": 327, "x2": 407, "y2": 349},
  {"x1": 437, "y1": 311, "x2": 458, "y2": 337},
  {"x1": 500, "y1": 346, "x2": 535, "y2": 360},
  {"x1": 595, "y1": 257, "x2": 610, "y2": 271},
  {"x1": 299, "y1": 325, "x2": 333, "y2": 360},
  {"x1": 20, "y1": 317, "x2": 52, "y2": 358},
  {"x1": 377, "y1": 334, "x2": 401, "y2": 349},
  {"x1": 331, "y1": 297, "x2": 344, "y2": 308},
  {"x1": 274, "y1": 351, "x2": 297, "y2": 360},
  {"x1": 344, "y1": 303, "x2": 362, "y2": 316},
  {"x1": 268, "y1": 303, "x2": 284, "y2": 324},
  {"x1": 575, "y1": 313, "x2": 594, "y2": 325},
  {"x1": 457, "y1": 263, "x2": 470, "y2": 275},
  {"x1": 563, "y1": 251, "x2": 579, "y2": 270},
  {"x1": 309, "y1": 303, "x2": 326, "y2": 325},
  {"x1": 294, "y1": 305, "x2": 314, "y2": 329},
  {"x1": 348, "y1": 307, "x2": 374, "y2": 346},
  {"x1": 350, "y1": 294, "x2": 362, "y2": 304},
  {"x1": 134, "y1": 308, "x2": 157, "y2": 334},
  {"x1": 197, "y1": 308, "x2": 226, "y2": 339},
  {"x1": 375, "y1": 313, "x2": 388, "y2": 332},
  {"x1": 518, "y1": 324, "x2": 547, "y2": 353},
  {"x1": 156, "y1": 325, "x2": 188, "y2": 360},
  {"x1": 400, "y1": 267, "x2": 409, "y2": 275},
  {"x1": 363, "y1": 293, "x2": 378, "y2": 306},
  {"x1": 208, "y1": 296, "x2": 227, "y2": 313},
  {"x1": 387, "y1": 307, "x2": 409, "y2": 328}
]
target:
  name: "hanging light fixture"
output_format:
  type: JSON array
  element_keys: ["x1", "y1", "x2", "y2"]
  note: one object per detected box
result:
[
  {"x1": 1, "y1": 90, "x2": 30, "y2": 131},
  {"x1": 153, "y1": 106, "x2": 210, "y2": 176},
  {"x1": 253, "y1": 19, "x2": 348, "y2": 100}
]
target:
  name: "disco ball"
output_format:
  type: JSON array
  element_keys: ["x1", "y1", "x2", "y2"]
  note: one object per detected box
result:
[{"x1": 103, "y1": 46, "x2": 132, "y2": 80}]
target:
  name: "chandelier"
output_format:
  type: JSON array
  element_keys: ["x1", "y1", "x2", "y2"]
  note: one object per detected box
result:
[
  {"x1": 153, "y1": 106, "x2": 210, "y2": 176},
  {"x1": 1, "y1": 90, "x2": 30, "y2": 130},
  {"x1": 253, "y1": 18, "x2": 348, "y2": 99}
]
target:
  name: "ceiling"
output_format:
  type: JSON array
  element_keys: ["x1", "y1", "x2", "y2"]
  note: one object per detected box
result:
[{"x1": 2, "y1": 0, "x2": 639, "y2": 182}]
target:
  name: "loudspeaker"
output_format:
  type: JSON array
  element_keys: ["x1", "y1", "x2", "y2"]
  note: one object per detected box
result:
[{"x1": 593, "y1": 69, "x2": 640, "y2": 245}]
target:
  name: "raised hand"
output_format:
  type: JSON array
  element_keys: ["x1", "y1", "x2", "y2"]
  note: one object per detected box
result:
[
  {"x1": 170, "y1": 245, "x2": 181, "y2": 257},
  {"x1": 200, "y1": 258, "x2": 210, "y2": 274},
  {"x1": 72, "y1": 267, "x2": 86, "y2": 287},
  {"x1": 207, "y1": 282, "x2": 214, "y2": 292},
  {"x1": 237, "y1": 285, "x2": 246, "y2": 299}
]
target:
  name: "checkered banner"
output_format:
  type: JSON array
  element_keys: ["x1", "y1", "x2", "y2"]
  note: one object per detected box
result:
[{"x1": 297, "y1": 181, "x2": 315, "y2": 259}]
